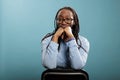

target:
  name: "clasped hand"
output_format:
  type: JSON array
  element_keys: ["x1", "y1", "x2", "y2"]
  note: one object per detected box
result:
[{"x1": 52, "y1": 26, "x2": 74, "y2": 42}]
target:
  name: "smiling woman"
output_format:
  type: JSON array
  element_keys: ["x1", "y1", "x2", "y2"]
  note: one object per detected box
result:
[
  {"x1": 1, "y1": 0, "x2": 120, "y2": 80},
  {"x1": 41, "y1": 6, "x2": 90, "y2": 69}
]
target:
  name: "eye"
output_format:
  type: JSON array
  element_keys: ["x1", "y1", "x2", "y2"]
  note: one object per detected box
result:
[
  {"x1": 65, "y1": 18, "x2": 69, "y2": 20},
  {"x1": 66, "y1": 18, "x2": 74, "y2": 20}
]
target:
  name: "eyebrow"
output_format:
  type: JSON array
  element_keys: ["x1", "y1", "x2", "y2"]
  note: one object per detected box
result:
[
  {"x1": 57, "y1": 15, "x2": 73, "y2": 18},
  {"x1": 57, "y1": 15, "x2": 63, "y2": 17}
]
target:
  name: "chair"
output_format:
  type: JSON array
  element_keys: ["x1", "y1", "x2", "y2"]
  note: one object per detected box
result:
[{"x1": 41, "y1": 69, "x2": 89, "y2": 80}]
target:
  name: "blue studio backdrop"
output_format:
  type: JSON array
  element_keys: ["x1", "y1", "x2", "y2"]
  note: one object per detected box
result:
[{"x1": 0, "y1": 0, "x2": 120, "y2": 80}]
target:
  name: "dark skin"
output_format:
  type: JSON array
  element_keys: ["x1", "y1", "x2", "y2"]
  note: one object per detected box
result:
[{"x1": 52, "y1": 9, "x2": 75, "y2": 43}]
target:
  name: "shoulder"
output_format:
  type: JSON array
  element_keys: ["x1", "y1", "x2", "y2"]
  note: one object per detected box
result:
[
  {"x1": 78, "y1": 35, "x2": 90, "y2": 52},
  {"x1": 41, "y1": 34, "x2": 53, "y2": 44},
  {"x1": 78, "y1": 35, "x2": 89, "y2": 44}
]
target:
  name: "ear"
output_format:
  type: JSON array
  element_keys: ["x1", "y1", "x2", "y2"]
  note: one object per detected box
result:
[{"x1": 72, "y1": 20, "x2": 75, "y2": 26}]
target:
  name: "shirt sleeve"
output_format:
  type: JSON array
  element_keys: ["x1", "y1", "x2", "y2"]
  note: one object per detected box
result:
[
  {"x1": 66, "y1": 37, "x2": 90, "y2": 69},
  {"x1": 41, "y1": 37, "x2": 59, "y2": 69}
]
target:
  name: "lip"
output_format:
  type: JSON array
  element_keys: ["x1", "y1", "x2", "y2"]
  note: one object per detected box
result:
[{"x1": 61, "y1": 25, "x2": 66, "y2": 28}]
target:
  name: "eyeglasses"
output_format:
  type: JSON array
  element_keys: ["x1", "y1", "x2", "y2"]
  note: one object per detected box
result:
[{"x1": 56, "y1": 18, "x2": 74, "y2": 24}]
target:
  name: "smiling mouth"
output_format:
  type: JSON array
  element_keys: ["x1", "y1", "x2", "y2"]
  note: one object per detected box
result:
[{"x1": 61, "y1": 25, "x2": 66, "y2": 28}]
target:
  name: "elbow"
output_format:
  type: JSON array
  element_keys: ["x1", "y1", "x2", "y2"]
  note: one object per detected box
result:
[
  {"x1": 71, "y1": 60, "x2": 86, "y2": 69},
  {"x1": 72, "y1": 53, "x2": 88, "y2": 69},
  {"x1": 42, "y1": 60, "x2": 57, "y2": 69},
  {"x1": 71, "y1": 63, "x2": 85, "y2": 70},
  {"x1": 45, "y1": 64, "x2": 57, "y2": 69}
]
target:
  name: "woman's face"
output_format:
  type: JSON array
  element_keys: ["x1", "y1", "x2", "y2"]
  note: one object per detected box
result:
[{"x1": 56, "y1": 9, "x2": 74, "y2": 28}]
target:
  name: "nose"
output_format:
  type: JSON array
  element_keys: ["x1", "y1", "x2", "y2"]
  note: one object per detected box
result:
[{"x1": 61, "y1": 19, "x2": 67, "y2": 24}]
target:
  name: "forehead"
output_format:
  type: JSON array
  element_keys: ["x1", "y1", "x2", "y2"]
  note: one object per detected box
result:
[{"x1": 57, "y1": 9, "x2": 73, "y2": 18}]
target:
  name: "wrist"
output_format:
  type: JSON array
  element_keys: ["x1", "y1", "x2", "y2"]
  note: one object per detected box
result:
[
  {"x1": 66, "y1": 37, "x2": 75, "y2": 42},
  {"x1": 52, "y1": 35, "x2": 59, "y2": 43}
]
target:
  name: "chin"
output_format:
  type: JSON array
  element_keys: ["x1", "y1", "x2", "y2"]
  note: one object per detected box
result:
[{"x1": 61, "y1": 26, "x2": 66, "y2": 28}]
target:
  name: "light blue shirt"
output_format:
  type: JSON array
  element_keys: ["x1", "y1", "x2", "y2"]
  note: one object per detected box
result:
[{"x1": 41, "y1": 35, "x2": 90, "y2": 69}]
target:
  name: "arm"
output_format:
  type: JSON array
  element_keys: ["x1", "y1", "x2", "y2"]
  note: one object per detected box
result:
[
  {"x1": 66, "y1": 37, "x2": 90, "y2": 69},
  {"x1": 41, "y1": 36, "x2": 59, "y2": 69},
  {"x1": 64, "y1": 27, "x2": 90, "y2": 69},
  {"x1": 41, "y1": 27, "x2": 64, "y2": 69}
]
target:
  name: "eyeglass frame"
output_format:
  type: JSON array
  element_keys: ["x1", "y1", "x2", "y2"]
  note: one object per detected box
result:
[{"x1": 56, "y1": 18, "x2": 74, "y2": 24}]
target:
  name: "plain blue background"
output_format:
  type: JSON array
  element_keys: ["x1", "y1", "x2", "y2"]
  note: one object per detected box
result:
[{"x1": 0, "y1": 0, "x2": 120, "y2": 80}]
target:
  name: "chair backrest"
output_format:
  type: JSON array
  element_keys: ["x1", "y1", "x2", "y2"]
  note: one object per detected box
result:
[{"x1": 41, "y1": 69, "x2": 89, "y2": 80}]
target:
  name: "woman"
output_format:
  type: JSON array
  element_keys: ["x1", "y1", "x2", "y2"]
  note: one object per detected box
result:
[{"x1": 41, "y1": 7, "x2": 90, "y2": 69}]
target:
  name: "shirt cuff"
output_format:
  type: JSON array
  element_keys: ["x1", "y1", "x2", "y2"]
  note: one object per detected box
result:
[
  {"x1": 66, "y1": 37, "x2": 75, "y2": 42},
  {"x1": 49, "y1": 41, "x2": 59, "y2": 49},
  {"x1": 66, "y1": 39, "x2": 78, "y2": 48}
]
